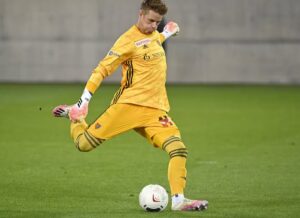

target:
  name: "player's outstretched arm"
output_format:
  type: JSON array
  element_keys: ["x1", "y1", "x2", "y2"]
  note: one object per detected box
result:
[
  {"x1": 53, "y1": 64, "x2": 107, "y2": 122},
  {"x1": 68, "y1": 88, "x2": 92, "y2": 122},
  {"x1": 53, "y1": 30, "x2": 132, "y2": 122},
  {"x1": 52, "y1": 88, "x2": 92, "y2": 122},
  {"x1": 161, "y1": 21, "x2": 180, "y2": 40}
]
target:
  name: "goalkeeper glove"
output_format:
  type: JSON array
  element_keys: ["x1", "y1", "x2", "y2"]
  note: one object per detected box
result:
[
  {"x1": 69, "y1": 88, "x2": 92, "y2": 122},
  {"x1": 161, "y1": 21, "x2": 180, "y2": 39}
]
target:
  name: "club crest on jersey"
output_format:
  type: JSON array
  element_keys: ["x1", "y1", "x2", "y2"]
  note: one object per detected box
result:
[
  {"x1": 135, "y1": 38, "x2": 151, "y2": 47},
  {"x1": 95, "y1": 123, "x2": 102, "y2": 129}
]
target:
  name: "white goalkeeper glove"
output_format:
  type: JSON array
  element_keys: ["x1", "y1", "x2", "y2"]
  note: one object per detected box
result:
[
  {"x1": 161, "y1": 21, "x2": 180, "y2": 39},
  {"x1": 69, "y1": 88, "x2": 92, "y2": 122}
]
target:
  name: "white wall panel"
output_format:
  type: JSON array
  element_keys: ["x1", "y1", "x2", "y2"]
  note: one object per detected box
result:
[{"x1": 0, "y1": 0, "x2": 300, "y2": 84}]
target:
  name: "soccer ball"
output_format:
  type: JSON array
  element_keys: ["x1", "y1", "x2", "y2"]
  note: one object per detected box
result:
[{"x1": 139, "y1": 184, "x2": 169, "y2": 212}]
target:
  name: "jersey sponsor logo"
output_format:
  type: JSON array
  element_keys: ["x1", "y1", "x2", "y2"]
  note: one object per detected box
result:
[
  {"x1": 152, "y1": 52, "x2": 165, "y2": 58},
  {"x1": 108, "y1": 50, "x2": 121, "y2": 57},
  {"x1": 135, "y1": 38, "x2": 151, "y2": 47},
  {"x1": 143, "y1": 52, "x2": 165, "y2": 61}
]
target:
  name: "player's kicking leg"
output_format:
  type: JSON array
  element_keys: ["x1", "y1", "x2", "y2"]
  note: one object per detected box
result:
[{"x1": 52, "y1": 104, "x2": 100, "y2": 152}]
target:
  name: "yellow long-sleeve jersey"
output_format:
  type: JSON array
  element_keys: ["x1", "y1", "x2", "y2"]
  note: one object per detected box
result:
[{"x1": 85, "y1": 25, "x2": 170, "y2": 112}]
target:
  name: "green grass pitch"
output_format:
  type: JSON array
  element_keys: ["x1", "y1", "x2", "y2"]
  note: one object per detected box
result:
[{"x1": 0, "y1": 84, "x2": 299, "y2": 218}]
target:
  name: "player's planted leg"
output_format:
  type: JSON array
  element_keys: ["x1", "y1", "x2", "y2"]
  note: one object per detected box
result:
[
  {"x1": 160, "y1": 136, "x2": 209, "y2": 211},
  {"x1": 172, "y1": 197, "x2": 208, "y2": 211}
]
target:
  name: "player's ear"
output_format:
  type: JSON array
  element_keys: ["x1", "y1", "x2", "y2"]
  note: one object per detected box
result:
[
  {"x1": 139, "y1": 9, "x2": 144, "y2": 16},
  {"x1": 140, "y1": 9, "x2": 148, "y2": 16}
]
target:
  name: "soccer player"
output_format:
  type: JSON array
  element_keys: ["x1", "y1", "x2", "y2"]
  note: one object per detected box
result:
[{"x1": 53, "y1": 0, "x2": 208, "y2": 211}]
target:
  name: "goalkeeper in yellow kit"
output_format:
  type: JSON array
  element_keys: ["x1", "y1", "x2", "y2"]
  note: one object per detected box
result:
[{"x1": 53, "y1": 0, "x2": 208, "y2": 211}]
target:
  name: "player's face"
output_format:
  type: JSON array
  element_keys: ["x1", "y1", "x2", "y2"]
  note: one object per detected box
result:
[{"x1": 137, "y1": 10, "x2": 163, "y2": 34}]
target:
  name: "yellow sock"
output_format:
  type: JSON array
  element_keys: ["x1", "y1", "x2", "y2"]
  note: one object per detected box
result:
[
  {"x1": 168, "y1": 156, "x2": 187, "y2": 195},
  {"x1": 163, "y1": 139, "x2": 187, "y2": 196}
]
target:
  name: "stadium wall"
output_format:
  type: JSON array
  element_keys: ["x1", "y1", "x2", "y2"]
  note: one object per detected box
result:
[{"x1": 0, "y1": 0, "x2": 300, "y2": 84}]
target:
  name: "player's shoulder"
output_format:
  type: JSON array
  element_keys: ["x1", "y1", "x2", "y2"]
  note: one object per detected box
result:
[
  {"x1": 121, "y1": 25, "x2": 143, "y2": 41},
  {"x1": 114, "y1": 25, "x2": 137, "y2": 44}
]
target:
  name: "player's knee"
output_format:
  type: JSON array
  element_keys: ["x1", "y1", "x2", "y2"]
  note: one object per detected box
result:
[
  {"x1": 162, "y1": 136, "x2": 188, "y2": 159},
  {"x1": 74, "y1": 131, "x2": 104, "y2": 152}
]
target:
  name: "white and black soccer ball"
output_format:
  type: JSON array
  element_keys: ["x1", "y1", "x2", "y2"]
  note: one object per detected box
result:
[{"x1": 139, "y1": 184, "x2": 169, "y2": 212}]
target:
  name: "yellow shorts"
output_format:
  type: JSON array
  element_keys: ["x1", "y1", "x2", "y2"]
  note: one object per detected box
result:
[{"x1": 87, "y1": 103, "x2": 181, "y2": 148}]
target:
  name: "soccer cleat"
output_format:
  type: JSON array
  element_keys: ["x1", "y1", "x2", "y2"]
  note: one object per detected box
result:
[
  {"x1": 52, "y1": 104, "x2": 70, "y2": 118},
  {"x1": 171, "y1": 198, "x2": 208, "y2": 211}
]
